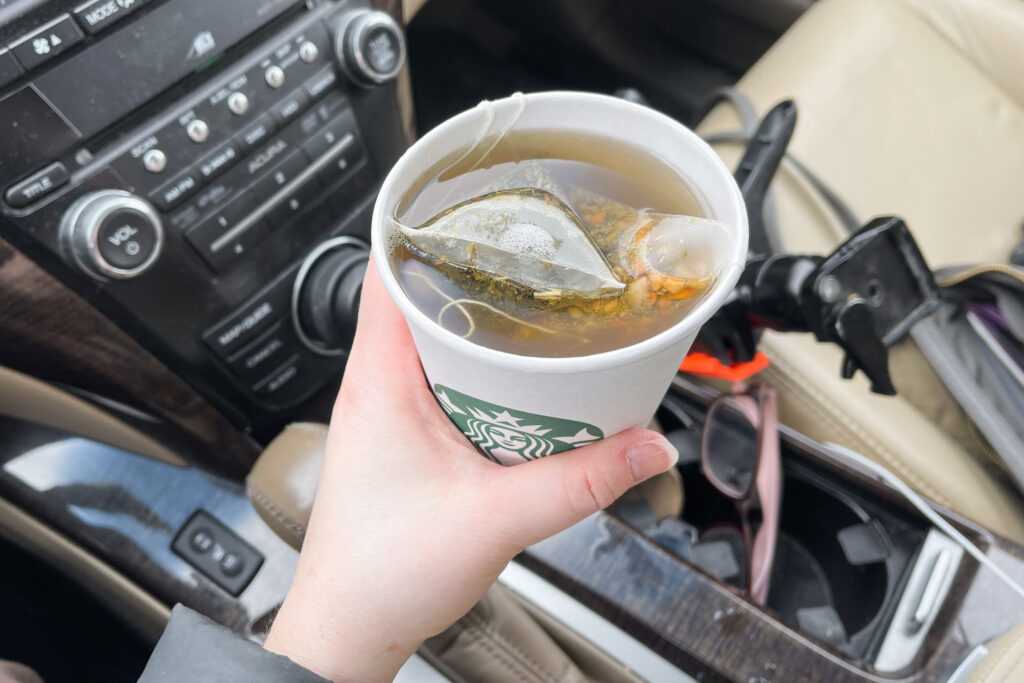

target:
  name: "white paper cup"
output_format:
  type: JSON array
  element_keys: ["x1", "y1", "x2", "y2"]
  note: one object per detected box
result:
[{"x1": 372, "y1": 91, "x2": 748, "y2": 466}]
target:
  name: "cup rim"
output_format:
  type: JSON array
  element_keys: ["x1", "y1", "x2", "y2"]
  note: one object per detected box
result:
[{"x1": 371, "y1": 90, "x2": 748, "y2": 374}]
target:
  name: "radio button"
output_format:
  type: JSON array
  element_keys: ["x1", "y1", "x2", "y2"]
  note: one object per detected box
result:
[
  {"x1": 267, "y1": 180, "x2": 322, "y2": 230},
  {"x1": 302, "y1": 109, "x2": 357, "y2": 161},
  {"x1": 189, "y1": 193, "x2": 253, "y2": 242},
  {"x1": 203, "y1": 275, "x2": 291, "y2": 358},
  {"x1": 299, "y1": 41, "x2": 319, "y2": 64},
  {"x1": 204, "y1": 219, "x2": 270, "y2": 272},
  {"x1": 303, "y1": 67, "x2": 338, "y2": 100},
  {"x1": 253, "y1": 354, "x2": 300, "y2": 394},
  {"x1": 149, "y1": 170, "x2": 199, "y2": 211},
  {"x1": 196, "y1": 140, "x2": 240, "y2": 180},
  {"x1": 254, "y1": 150, "x2": 306, "y2": 196},
  {"x1": 314, "y1": 91, "x2": 349, "y2": 123},
  {"x1": 10, "y1": 15, "x2": 83, "y2": 71},
  {"x1": 186, "y1": 119, "x2": 210, "y2": 143},
  {"x1": 265, "y1": 65, "x2": 285, "y2": 89},
  {"x1": 297, "y1": 110, "x2": 322, "y2": 137},
  {"x1": 318, "y1": 138, "x2": 366, "y2": 187},
  {"x1": 270, "y1": 88, "x2": 310, "y2": 126},
  {"x1": 73, "y1": 0, "x2": 143, "y2": 36},
  {"x1": 186, "y1": 195, "x2": 268, "y2": 272},
  {"x1": 227, "y1": 322, "x2": 300, "y2": 382},
  {"x1": 5, "y1": 162, "x2": 69, "y2": 208},
  {"x1": 235, "y1": 113, "x2": 274, "y2": 152},
  {"x1": 227, "y1": 91, "x2": 250, "y2": 116},
  {"x1": 252, "y1": 355, "x2": 322, "y2": 408},
  {"x1": 143, "y1": 149, "x2": 167, "y2": 174}
]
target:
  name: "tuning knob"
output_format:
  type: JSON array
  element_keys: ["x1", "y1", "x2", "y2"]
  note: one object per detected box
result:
[
  {"x1": 60, "y1": 190, "x2": 164, "y2": 280},
  {"x1": 292, "y1": 237, "x2": 370, "y2": 355},
  {"x1": 330, "y1": 9, "x2": 407, "y2": 87}
]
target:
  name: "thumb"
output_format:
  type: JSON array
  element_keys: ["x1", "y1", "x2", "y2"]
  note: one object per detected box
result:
[{"x1": 486, "y1": 429, "x2": 679, "y2": 550}]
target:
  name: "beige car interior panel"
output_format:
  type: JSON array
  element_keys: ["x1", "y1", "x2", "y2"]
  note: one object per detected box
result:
[
  {"x1": 499, "y1": 563, "x2": 696, "y2": 683},
  {"x1": 0, "y1": 365, "x2": 185, "y2": 467},
  {"x1": 425, "y1": 580, "x2": 638, "y2": 683},
  {"x1": 0, "y1": 497, "x2": 170, "y2": 643},
  {"x1": 969, "y1": 619, "x2": 1024, "y2": 683},
  {"x1": 403, "y1": 0, "x2": 428, "y2": 21},
  {"x1": 698, "y1": 0, "x2": 1024, "y2": 544},
  {"x1": 246, "y1": 422, "x2": 328, "y2": 548}
]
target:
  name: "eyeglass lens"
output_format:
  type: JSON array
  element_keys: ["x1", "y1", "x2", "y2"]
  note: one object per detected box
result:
[{"x1": 703, "y1": 399, "x2": 759, "y2": 499}]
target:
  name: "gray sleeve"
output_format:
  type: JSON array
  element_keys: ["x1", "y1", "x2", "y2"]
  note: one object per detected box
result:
[{"x1": 138, "y1": 604, "x2": 330, "y2": 683}]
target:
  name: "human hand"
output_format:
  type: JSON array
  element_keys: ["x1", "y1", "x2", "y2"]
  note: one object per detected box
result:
[{"x1": 264, "y1": 260, "x2": 678, "y2": 682}]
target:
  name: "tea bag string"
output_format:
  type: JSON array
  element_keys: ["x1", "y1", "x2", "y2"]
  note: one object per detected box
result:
[
  {"x1": 458, "y1": 93, "x2": 526, "y2": 176},
  {"x1": 406, "y1": 268, "x2": 565, "y2": 341},
  {"x1": 438, "y1": 299, "x2": 562, "y2": 339},
  {"x1": 404, "y1": 269, "x2": 476, "y2": 338},
  {"x1": 394, "y1": 93, "x2": 527, "y2": 228}
]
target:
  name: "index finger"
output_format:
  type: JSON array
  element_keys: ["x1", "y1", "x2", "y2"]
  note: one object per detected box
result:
[{"x1": 346, "y1": 257, "x2": 425, "y2": 387}]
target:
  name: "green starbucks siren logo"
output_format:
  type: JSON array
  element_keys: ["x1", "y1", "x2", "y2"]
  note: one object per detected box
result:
[{"x1": 435, "y1": 384, "x2": 604, "y2": 465}]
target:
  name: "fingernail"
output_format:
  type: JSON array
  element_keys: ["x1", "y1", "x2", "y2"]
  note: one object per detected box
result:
[{"x1": 627, "y1": 436, "x2": 679, "y2": 483}]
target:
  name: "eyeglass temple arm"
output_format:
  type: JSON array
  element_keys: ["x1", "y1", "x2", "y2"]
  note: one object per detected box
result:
[{"x1": 748, "y1": 392, "x2": 781, "y2": 606}]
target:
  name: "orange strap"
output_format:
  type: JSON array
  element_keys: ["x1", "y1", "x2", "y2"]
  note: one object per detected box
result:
[{"x1": 679, "y1": 351, "x2": 771, "y2": 382}]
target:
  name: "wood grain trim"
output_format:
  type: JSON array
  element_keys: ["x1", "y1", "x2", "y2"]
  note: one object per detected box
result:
[
  {"x1": 0, "y1": 364, "x2": 185, "y2": 466},
  {"x1": 0, "y1": 236, "x2": 258, "y2": 474}
]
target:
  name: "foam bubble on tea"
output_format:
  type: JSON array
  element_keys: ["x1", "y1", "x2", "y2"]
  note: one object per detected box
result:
[{"x1": 386, "y1": 129, "x2": 731, "y2": 357}]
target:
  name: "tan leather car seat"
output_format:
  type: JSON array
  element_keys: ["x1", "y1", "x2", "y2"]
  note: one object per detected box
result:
[
  {"x1": 697, "y1": 0, "x2": 1024, "y2": 542},
  {"x1": 970, "y1": 618, "x2": 1024, "y2": 683}
]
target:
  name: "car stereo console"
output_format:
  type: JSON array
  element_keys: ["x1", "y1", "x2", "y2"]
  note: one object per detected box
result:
[{"x1": 0, "y1": 0, "x2": 408, "y2": 436}]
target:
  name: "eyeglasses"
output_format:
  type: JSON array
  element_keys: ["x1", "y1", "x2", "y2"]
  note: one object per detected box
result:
[{"x1": 700, "y1": 384, "x2": 781, "y2": 606}]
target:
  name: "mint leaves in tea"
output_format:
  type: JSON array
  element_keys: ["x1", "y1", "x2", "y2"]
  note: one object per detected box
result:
[{"x1": 386, "y1": 130, "x2": 729, "y2": 357}]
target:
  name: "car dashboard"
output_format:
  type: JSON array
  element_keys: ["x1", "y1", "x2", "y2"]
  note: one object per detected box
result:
[{"x1": 0, "y1": 0, "x2": 410, "y2": 473}]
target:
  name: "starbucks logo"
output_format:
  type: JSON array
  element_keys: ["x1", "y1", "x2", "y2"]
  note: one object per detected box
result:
[{"x1": 434, "y1": 384, "x2": 604, "y2": 465}]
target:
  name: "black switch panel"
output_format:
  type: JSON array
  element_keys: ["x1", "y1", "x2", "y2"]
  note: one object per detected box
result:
[{"x1": 172, "y1": 510, "x2": 264, "y2": 596}]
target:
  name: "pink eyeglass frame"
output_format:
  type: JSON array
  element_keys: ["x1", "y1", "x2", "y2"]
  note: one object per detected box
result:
[{"x1": 700, "y1": 384, "x2": 781, "y2": 606}]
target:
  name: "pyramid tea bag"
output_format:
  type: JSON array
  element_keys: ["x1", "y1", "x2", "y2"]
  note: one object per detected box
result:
[
  {"x1": 387, "y1": 127, "x2": 737, "y2": 357},
  {"x1": 568, "y1": 185, "x2": 724, "y2": 304},
  {"x1": 620, "y1": 214, "x2": 722, "y2": 292},
  {"x1": 394, "y1": 188, "x2": 625, "y2": 301}
]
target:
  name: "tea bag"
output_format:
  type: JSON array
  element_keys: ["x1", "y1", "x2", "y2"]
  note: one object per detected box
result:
[
  {"x1": 620, "y1": 214, "x2": 726, "y2": 290},
  {"x1": 485, "y1": 160, "x2": 565, "y2": 199},
  {"x1": 568, "y1": 186, "x2": 728, "y2": 300},
  {"x1": 394, "y1": 188, "x2": 626, "y2": 300}
]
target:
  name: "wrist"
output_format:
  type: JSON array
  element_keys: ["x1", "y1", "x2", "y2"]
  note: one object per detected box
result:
[{"x1": 266, "y1": 572, "x2": 419, "y2": 683}]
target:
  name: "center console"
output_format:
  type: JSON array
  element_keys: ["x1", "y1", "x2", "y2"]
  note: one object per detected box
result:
[
  {"x1": 0, "y1": 0, "x2": 408, "y2": 440},
  {"x1": 519, "y1": 376, "x2": 1024, "y2": 682},
  {"x1": 2, "y1": 372, "x2": 1022, "y2": 681}
]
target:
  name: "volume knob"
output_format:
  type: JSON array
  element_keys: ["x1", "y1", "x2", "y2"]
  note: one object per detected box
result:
[
  {"x1": 332, "y1": 9, "x2": 407, "y2": 87},
  {"x1": 60, "y1": 190, "x2": 164, "y2": 280}
]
